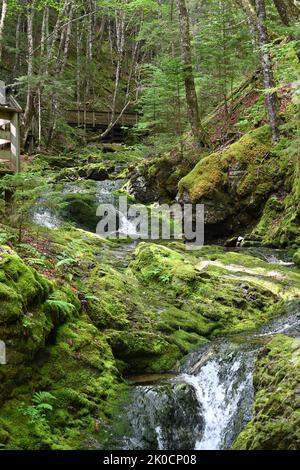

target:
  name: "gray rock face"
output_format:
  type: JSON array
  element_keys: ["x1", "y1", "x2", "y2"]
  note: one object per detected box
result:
[
  {"x1": 121, "y1": 381, "x2": 204, "y2": 450},
  {"x1": 128, "y1": 174, "x2": 157, "y2": 203}
]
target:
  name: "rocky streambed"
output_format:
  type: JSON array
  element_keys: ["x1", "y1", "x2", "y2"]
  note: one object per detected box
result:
[{"x1": 1, "y1": 145, "x2": 300, "y2": 450}]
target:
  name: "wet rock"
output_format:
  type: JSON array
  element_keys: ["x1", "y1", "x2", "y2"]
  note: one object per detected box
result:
[
  {"x1": 233, "y1": 334, "x2": 300, "y2": 450},
  {"x1": 224, "y1": 236, "x2": 239, "y2": 247},
  {"x1": 78, "y1": 164, "x2": 113, "y2": 181},
  {"x1": 128, "y1": 174, "x2": 157, "y2": 203},
  {"x1": 122, "y1": 382, "x2": 204, "y2": 450}
]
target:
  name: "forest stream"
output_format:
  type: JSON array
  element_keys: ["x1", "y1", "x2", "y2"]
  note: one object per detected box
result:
[
  {"x1": 30, "y1": 174, "x2": 300, "y2": 451},
  {"x1": 115, "y1": 303, "x2": 300, "y2": 450},
  {"x1": 1, "y1": 0, "x2": 300, "y2": 455}
]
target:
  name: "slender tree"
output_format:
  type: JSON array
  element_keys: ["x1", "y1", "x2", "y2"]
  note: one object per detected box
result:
[
  {"x1": 176, "y1": 0, "x2": 208, "y2": 146},
  {"x1": 0, "y1": 0, "x2": 8, "y2": 62},
  {"x1": 255, "y1": 0, "x2": 280, "y2": 141},
  {"x1": 273, "y1": 0, "x2": 300, "y2": 25},
  {"x1": 23, "y1": 0, "x2": 36, "y2": 147}
]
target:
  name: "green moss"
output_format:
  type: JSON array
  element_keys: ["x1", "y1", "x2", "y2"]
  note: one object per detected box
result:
[
  {"x1": 61, "y1": 193, "x2": 99, "y2": 231},
  {"x1": 233, "y1": 335, "x2": 300, "y2": 450},
  {"x1": 251, "y1": 147, "x2": 300, "y2": 247},
  {"x1": 1, "y1": 226, "x2": 299, "y2": 449},
  {"x1": 179, "y1": 126, "x2": 272, "y2": 203},
  {"x1": 293, "y1": 249, "x2": 300, "y2": 266}
]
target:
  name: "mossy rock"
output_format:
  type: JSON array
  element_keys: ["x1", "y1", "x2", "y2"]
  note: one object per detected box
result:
[
  {"x1": 128, "y1": 154, "x2": 195, "y2": 203},
  {"x1": 293, "y1": 249, "x2": 300, "y2": 266},
  {"x1": 61, "y1": 193, "x2": 99, "y2": 232},
  {"x1": 233, "y1": 334, "x2": 300, "y2": 450},
  {"x1": 251, "y1": 149, "x2": 300, "y2": 247},
  {"x1": 0, "y1": 245, "x2": 80, "y2": 404},
  {"x1": 177, "y1": 126, "x2": 289, "y2": 237}
]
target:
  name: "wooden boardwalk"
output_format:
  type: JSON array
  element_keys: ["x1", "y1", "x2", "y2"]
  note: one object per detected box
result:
[{"x1": 66, "y1": 109, "x2": 139, "y2": 130}]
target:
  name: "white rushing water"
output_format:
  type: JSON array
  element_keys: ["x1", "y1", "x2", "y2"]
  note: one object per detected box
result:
[
  {"x1": 32, "y1": 208, "x2": 62, "y2": 229},
  {"x1": 116, "y1": 304, "x2": 300, "y2": 451},
  {"x1": 182, "y1": 355, "x2": 254, "y2": 450},
  {"x1": 31, "y1": 179, "x2": 139, "y2": 236},
  {"x1": 117, "y1": 210, "x2": 139, "y2": 237}
]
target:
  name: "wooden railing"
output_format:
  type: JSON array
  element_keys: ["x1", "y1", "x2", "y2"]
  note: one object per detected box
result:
[{"x1": 66, "y1": 109, "x2": 139, "y2": 128}]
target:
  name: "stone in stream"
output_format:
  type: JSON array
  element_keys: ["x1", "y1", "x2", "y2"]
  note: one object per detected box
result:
[{"x1": 121, "y1": 381, "x2": 204, "y2": 450}]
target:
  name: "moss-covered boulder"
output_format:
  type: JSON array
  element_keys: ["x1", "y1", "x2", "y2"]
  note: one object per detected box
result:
[
  {"x1": 178, "y1": 126, "x2": 288, "y2": 238},
  {"x1": 61, "y1": 192, "x2": 99, "y2": 232},
  {"x1": 233, "y1": 334, "x2": 300, "y2": 450},
  {"x1": 251, "y1": 150, "x2": 300, "y2": 247},
  {"x1": 0, "y1": 245, "x2": 80, "y2": 403},
  {"x1": 128, "y1": 152, "x2": 197, "y2": 203},
  {"x1": 176, "y1": 124, "x2": 300, "y2": 247},
  {"x1": 130, "y1": 243, "x2": 300, "y2": 338},
  {"x1": 293, "y1": 248, "x2": 300, "y2": 266}
]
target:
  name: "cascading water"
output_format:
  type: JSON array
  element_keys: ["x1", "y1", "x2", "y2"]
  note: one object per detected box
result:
[
  {"x1": 182, "y1": 345, "x2": 256, "y2": 450},
  {"x1": 112, "y1": 303, "x2": 300, "y2": 451},
  {"x1": 31, "y1": 178, "x2": 138, "y2": 236},
  {"x1": 29, "y1": 172, "x2": 299, "y2": 451}
]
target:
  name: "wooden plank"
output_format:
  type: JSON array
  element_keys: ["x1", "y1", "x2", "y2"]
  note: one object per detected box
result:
[
  {"x1": 0, "y1": 129, "x2": 10, "y2": 140},
  {"x1": 0, "y1": 139, "x2": 10, "y2": 145},
  {"x1": 0, "y1": 150, "x2": 11, "y2": 160},
  {"x1": 0, "y1": 110, "x2": 12, "y2": 121},
  {"x1": 10, "y1": 113, "x2": 21, "y2": 172}
]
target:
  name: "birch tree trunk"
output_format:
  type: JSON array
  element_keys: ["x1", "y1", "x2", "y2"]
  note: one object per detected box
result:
[
  {"x1": 100, "y1": 6, "x2": 126, "y2": 139},
  {"x1": 175, "y1": 0, "x2": 208, "y2": 147},
  {"x1": 255, "y1": 0, "x2": 280, "y2": 141},
  {"x1": 273, "y1": 0, "x2": 300, "y2": 61},
  {"x1": 0, "y1": 0, "x2": 8, "y2": 62}
]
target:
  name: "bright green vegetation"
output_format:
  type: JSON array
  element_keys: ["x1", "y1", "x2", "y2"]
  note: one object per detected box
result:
[
  {"x1": 177, "y1": 122, "x2": 300, "y2": 245},
  {"x1": 0, "y1": 0, "x2": 299, "y2": 451},
  {"x1": 1, "y1": 225, "x2": 300, "y2": 449},
  {"x1": 179, "y1": 126, "x2": 273, "y2": 203},
  {"x1": 233, "y1": 334, "x2": 300, "y2": 450}
]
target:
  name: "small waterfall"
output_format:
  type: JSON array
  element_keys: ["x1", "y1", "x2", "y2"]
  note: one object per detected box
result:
[
  {"x1": 113, "y1": 302, "x2": 300, "y2": 451},
  {"x1": 95, "y1": 180, "x2": 139, "y2": 238},
  {"x1": 117, "y1": 210, "x2": 138, "y2": 237},
  {"x1": 182, "y1": 345, "x2": 256, "y2": 450},
  {"x1": 32, "y1": 209, "x2": 62, "y2": 229}
]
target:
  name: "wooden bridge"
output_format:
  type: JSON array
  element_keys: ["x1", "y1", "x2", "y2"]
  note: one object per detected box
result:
[{"x1": 66, "y1": 109, "x2": 139, "y2": 130}]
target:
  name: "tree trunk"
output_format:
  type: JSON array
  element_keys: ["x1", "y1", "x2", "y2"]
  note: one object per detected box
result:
[
  {"x1": 0, "y1": 0, "x2": 8, "y2": 62},
  {"x1": 236, "y1": 0, "x2": 259, "y2": 40},
  {"x1": 273, "y1": 0, "x2": 292, "y2": 25},
  {"x1": 23, "y1": 1, "x2": 36, "y2": 147},
  {"x1": 175, "y1": 0, "x2": 208, "y2": 147},
  {"x1": 100, "y1": 7, "x2": 126, "y2": 139},
  {"x1": 13, "y1": 12, "x2": 22, "y2": 76},
  {"x1": 255, "y1": 0, "x2": 280, "y2": 141},
  {"x1": 40, "y1": 6, "x2": 49, "y2": 58},
  {"x1": 47, "y1": 0, "x2": 74, "y2": 146},
  {"x1": 273, "y1": 0, "x2": 300, "y2": 61}
]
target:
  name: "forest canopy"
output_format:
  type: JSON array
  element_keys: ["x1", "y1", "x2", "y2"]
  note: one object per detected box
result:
[{"x1": 0, "y1": 0, "x2": 299, "y2": 150}]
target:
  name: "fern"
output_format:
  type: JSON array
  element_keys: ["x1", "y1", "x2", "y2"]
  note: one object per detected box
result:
[
  {"x1": 27, "y1": 258, "x2": 49, "y2": 268},
  {"x1": 45, "y1": 299, "x2": 75, "y2": 316},
  {"x1": 85, "y1": 294, "x2": 99, "y2": 302},
  {"x1": 32, "y1": 391, "x2": 56, "y2": 406},
  {"x1": 18, "y1": 391, "x2": 56, "y2": 425},
  {"x1": 56, "y1": 257, "x2": 77, "y2": 268}
]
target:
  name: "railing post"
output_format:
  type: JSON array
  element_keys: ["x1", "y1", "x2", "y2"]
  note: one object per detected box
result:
[{"x1": 0, "y1": 81, "x2": 6, "y2": 105}]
